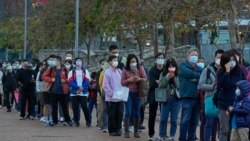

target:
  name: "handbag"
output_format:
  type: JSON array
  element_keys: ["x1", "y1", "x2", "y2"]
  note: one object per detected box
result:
[
  {"x1": 112, "y1": 86, "x2": 129, "y2": 101},
  {"x1": 205, "y1": 95, "x2": 219, "y2": 117},
  {"x1": 155, "y1": 88, "x2": 172, "y2": 102},
  {"x1": 138, "y1": 80, "x2": 149, "y2": 98},
  {"x1": 41, "y1": 81, "x2": 51, "y2": 92}
]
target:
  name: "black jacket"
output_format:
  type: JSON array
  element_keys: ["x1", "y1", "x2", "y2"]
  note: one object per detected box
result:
[
  {"x1": 147, "y1": 65, "x2": 163, "y2": 104},
  {"x1": 2, "y1": 72, "x2": 17, "y2": 91}
]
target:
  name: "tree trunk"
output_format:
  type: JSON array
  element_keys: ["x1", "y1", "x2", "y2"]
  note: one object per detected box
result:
[
  {"x1": 165, "y1": 20, "x2": 175, "y2": 59},
  {"x1": 228, "y1": 4, "x2": 237, "y2": 48},
  {"x1": 193, "y1": 29, "x2": 201, "y2": 50},
  {"x1": 153, "y1": 23, "x2": 158, "y2": 56},
  {"x1": 137, "y1": 38, "x2": 144, "y2": 60}
]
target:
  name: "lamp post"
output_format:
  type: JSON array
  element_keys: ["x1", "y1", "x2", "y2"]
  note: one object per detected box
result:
[
  {"x1": 74, "y1": 0, "x2": 79, "y2": 57},
  {"x1": 23, "y1": 0, "x2": 27, "y2": 59}
]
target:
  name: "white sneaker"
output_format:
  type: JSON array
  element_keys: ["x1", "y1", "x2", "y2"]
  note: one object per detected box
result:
[
  {"x1": 0, "y1": 105, "x2": 2, "y2": 108},
  {"x1": 129, "y1": 126, "x2": 134, "y2": 133},
  {"x1": 147, "y1": 137, "x2": 154, "y2": 141},
  {"x1": 60, "y1": 117, "x2": 64, "y2": 122}
]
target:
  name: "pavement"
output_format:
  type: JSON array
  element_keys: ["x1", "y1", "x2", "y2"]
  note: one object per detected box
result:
[{"x1": 0, "y1": 106, "x2": 199, "y2": 141}]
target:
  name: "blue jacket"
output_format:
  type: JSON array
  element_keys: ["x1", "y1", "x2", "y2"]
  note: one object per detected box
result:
[
  {"x1": 68, "y1": 68, "x2": 90, "y2": 96},
  {"x1": 232, "y1": 95, "x2": 250, "y2": 128},
  {"x1": 179, "y1": 61, "x2": 202, "y2": 98},
  {"x1": 217, "y1": 67, "x2": 245, "y2": 110}
]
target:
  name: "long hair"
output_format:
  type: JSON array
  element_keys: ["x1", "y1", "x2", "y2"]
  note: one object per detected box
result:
[
  {"x1": 162, "y1": 58, "x2": 178, "y2": 76},
  {"x1": 220, "y1": 50, "x2": 239, "y2": 73},
  {"x1": 125, "y1": 54, "x2": 140, "y2": 71}
]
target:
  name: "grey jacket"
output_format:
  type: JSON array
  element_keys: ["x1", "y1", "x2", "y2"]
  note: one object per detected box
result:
[
  {"x1": 159, "y1": 73, "x2": 180, "y2": 92},
  {"x1": 198, "y1": 64, "x2": 217, "y2": 98}
]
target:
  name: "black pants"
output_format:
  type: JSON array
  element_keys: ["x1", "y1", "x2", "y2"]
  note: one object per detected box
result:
[
  {"x1": 4, "y1": 89, "x2": 14, "y2": 110},
  {"x1": 51, "y1": 94, "x2": 71, "y2": 123},
  {"x1": 20, "y1": 89, "x2": 35, "y2": 117},
  {"x1": 140, "y1": 105, "x2": 145, "y2": 125},
  {"x1": 106, "y1": 101, "x2": 123, "y2": 133},
  {"x1": 71, "y1": 96, "x2": 90, "y2": 124},
  {"x1": 148, "y1": 101, "x2": 159, "y2": 137}
]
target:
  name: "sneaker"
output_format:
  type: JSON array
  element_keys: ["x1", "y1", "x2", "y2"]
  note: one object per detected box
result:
[
  {"x1": 75, "y1": 123, "x2": 80, "y2": 127},
  {"x1": 103, "y1": 129, "x2": 108, "y2": 133},
  {"x1": 7, "y1": 109, "x2": 11, "y2": 112},
  {"x1": 0, "y1": 105, "x2": 2, "y2": 108},
  {"x1": 60, "y1": 117, "x2": 64, "y2": 122},
  {"x1": 19, "y1": 116, "x2": 26, "y2": 120},
  {"x1": 63, "y1": 121, "x2": 73, "y2": 126},
  {"x1": 168, "y1": 137, "x2": 175, "y2": 141},
  {"x1": 99, "y1": 127, "x2": 104, "y2": 130},
  {"x1": 139, "y1": 125, "x2": 146, "y2": 130},
  {"x1": 40, "y1": 117, "x2": 46, "y2": 122},
  {"x1": 128, "y1": 126, "x2": 134, "y2": 133},
  {"x1": 109, "y1": 132, "x2": 118, "y2": 136},
  {"x1": 49, "y1": 122, "x2": 59, "y2": 127},
  {"x1": 86, "y1": 122, "x2": 91, "y2": 127},
  {"x1": 29, "y1": 116, "x2": 35, "y2": 120}
]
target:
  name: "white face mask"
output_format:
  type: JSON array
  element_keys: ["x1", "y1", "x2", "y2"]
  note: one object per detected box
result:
[
  {"x1": 65, "y1": 64, "x2": 71, "y2": 69},
  {"x1": 235, "y1": 88, "x2": 241, "y2": 96},
  {"x1": 229, "y1": 60, "x2": 236, "y2": 68},
  {"x1": 65, "y1": 56, "x2": 72, "y2": 60},
  {"x1": 112, "y1": 61, "x2": 118, "y2": 67},
  {"x1": 215, "y1": 59, "x2": 221, "y2": 65},
  {"x1": 113, "y1": 53, "x2": 119, "y2": 57},
  {"x1": 156, "y1": 59, "x2": 165, "y2": 65},
  {"x1": 168, "y1": 67, "x2": 176, "y2": 72}
]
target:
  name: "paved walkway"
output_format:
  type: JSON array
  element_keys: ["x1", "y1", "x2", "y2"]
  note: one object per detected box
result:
[{"x1": 0, "y1": 107, "x2": 199, "y2": 141}]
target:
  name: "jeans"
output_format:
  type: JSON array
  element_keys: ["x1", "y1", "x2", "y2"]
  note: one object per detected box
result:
[
  {"x1": 159, "y1": 98, "x2": 180, "y2": 138},
  {"x1": 20, "y1": 89, "x2": 36, "y2": 117},
  {"x1": 230, "y1": 128, "x2": 249, "y2": 141},
  {"x1": 125, "y1": 92, "x2": 141, "y2": 121},
  {"x1": 204, "y1": 116, "x2": 218, "y2": 141},
  {"x1": 148, "y1": 101, "x2": 159, "y2": 137},
  {"x1": 51, "y1": 94, "x2": 71, "y2": 123},
  {"x1": 71, "y1": 96, "x2": 90, "y2": 124},
  {"x1": 179, "y1": 99, "x2": 200, "y2": 141},
  {"x1": 218, "y1": 110, "x2": 231, "y2": 141},
  {"x1": 88, "y1": 97, "x2": 97, "y2": 124},
  {"x1": 106, "y1": 101, "x2": 123, "y2": 133}
]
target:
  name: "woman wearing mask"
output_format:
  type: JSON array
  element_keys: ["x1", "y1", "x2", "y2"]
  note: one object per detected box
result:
[
  {"x1": 157, "y1": 58, "x2": 180, "y2": 141},
  {"x1": 147, "y1": 53, "x2": 165, "y2": 140},
  {"x1": 121, "y1": 54, "x2": 147, "y2": 138},
  {"x1": 199, "y1": 49, "x2": 224, "y2": 141},
  {"x1": 103, "y1": 55, "x2": 124, "y2": 136},
  {"x1": 64, "y1": 60, "x2": 72, "y2": 71},
  {"x1": 2, "y1": 66, "x2": 17, "y2": 112},
  {"x1": 216, "y1": 50, "x2": 246, "y2": 141}
]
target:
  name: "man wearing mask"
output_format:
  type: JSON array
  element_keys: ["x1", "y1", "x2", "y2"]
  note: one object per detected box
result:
[
  {"x1": 65, "y1": 52, "x2": 73, "y2": 61},
  {"x1": 18, "y1": 62, "x2": 36, "y2": 120},
  {"x1": 147, "y1": 53, "x2": 165, "y2": 141},
  {"x1": 198, "y1": 49, "x2": 224, "y2": 141},
  {"x1": 179, "y1": 47, "x2": 202, "y2": 141},
  {"x1": 109, "y1": 45, "x2": 124, "y2": 70},
  {"x1": 68, "y1": 58, "x2": 90, "y2": 127}
]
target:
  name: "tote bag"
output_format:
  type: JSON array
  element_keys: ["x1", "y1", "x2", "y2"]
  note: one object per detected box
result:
[
  {"x1": 205, "y1": 95, "x2": 219, "y2": 117},
  {"x1": 112, "y1": 86, "x2": 129, "y2": 102}
]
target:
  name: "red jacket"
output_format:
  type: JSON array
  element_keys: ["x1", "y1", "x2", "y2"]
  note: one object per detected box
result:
[{"x1": 42, "y1": 67, "x2": 69, "y2": 94}]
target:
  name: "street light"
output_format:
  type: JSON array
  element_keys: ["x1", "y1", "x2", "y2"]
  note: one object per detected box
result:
[
  {"x1": 23, "y1": 0, "x2": 27, "y2": 59},
  {"x1": 74, "y1": 0, "x2": 79, "y2": 57}
]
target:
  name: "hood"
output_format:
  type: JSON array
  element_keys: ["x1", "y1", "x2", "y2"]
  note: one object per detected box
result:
[{"x1": 236, "y1": 80, "x2": 250, "y2": 96}]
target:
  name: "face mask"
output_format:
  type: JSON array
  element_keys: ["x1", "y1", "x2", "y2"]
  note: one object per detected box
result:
[
  {"x1": 65, "y1": 64, "x2": 71, "y2": 69},
  {"x1": 50, "y1": 61, "x2": 57, "y2": 67},
  {"x1": 65, "y1": 56, "x2": 72, "y2": 60},
  {"x1": 112, "y1": 61, "x2": 118, "y2": 67},
  {"x1": 229, "y1": 60, "x2": 236, "y2": 68},
  {"x1": 197, "y1": 63, "x2": 205, "y2": 69},
  {"x1": 156, "y1": 59, "x2": 165, "y2": 65},
  {"x1": 2, "y1": 64, "x2": 7, "y2": 68},
  {"x1": 168, "y1": 67, "x2": 176, "y2": 72},
  {"x1": 76, "y1": 60, "x2": 82, "y2": 67},
  {"x1": 130, "y1": 63, "x2": 137, "y2": 70},
  {"x1": 235, "y1": 88, "x2": 241, "y2": 96},
  {"x1": 189, "y1": 56, "x2": 198, "y2": 64},
  {"x1": 215, "y1": 59, "x2": 221, "y2": 65},
  {"x1": 12, "y1": 65, "x2": 17, "y2": 70},
  {"x1": 113, "y1": 53, "x2": 119, "y2": 57}
]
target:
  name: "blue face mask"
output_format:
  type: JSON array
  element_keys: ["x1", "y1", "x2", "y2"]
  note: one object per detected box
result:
[
  {"x1": 229, "y1": 61, "x2": 236, "y2": 68},
  {"x1": 197, "y1": 63, "x2": 205, "y2": 69},
  {"x1": 235, "y1": 88, "x2": 241, "y2": 96},
  {"x1": 189, "y1": 56, "x2": 198, "y2": 64}
]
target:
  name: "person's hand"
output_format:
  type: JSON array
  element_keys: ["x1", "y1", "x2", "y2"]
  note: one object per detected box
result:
[
  {"x1": 51, "y1": 78, "x2": 55, "y2": 82},
  {"x1": 167, "y1": 73, "x2": 175, "y2": 78},
  {"x1": 61, "y1": 79, "x2": 66, "y2": 83},
  {"x1": 226, "y1": 111, "x2": 230, "y2": 116},
  {"x1": 135, "y1": 76, "x2": 141, "y2": 82},
  {"x1": 127, "y1": 77, "x2": 135, "y2": 82},
  {"x1": 79, "y1": 86, "x2": 84, "y2": 91},
  {"x1": 228, "y1": 106, "x2": 233, "y2": 112},
  {"x1": 225, "y1": 63, "x2": 231, "y2": 73},
  {"x1": 76, "y1": 90, "x2": 81, "y2": 94}
]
